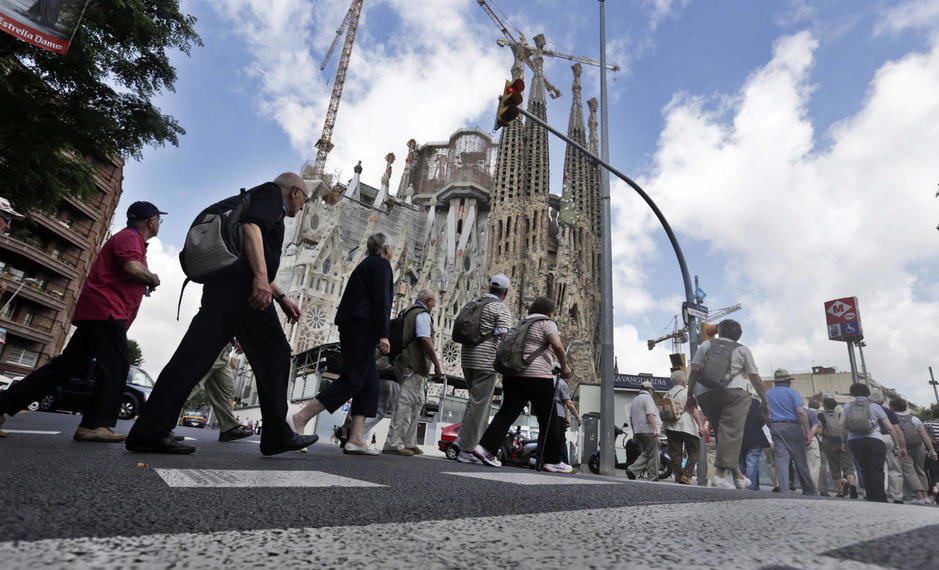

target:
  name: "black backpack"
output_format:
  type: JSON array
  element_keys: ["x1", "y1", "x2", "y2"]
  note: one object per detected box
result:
[
  {"x1": 452, "y1": 296, "x2": 498, "y2": 345},
  {"x1": 176, "y1": 189, "x2": 252, "y2": 319},
  {"x1": 388, "y1": 305, "x2": 428, "y2": 361},
  {"x1": 493, "y1": 315, "x2": 553, "y2": 376}
]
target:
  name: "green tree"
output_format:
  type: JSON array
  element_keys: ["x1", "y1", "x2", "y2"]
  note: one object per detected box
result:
[
  {"x1": 127, "y1": 338, "x2": 144, "y2": 366},
  {"x1": 0, "y1": 1, "x2": 202, "y2": 212}
]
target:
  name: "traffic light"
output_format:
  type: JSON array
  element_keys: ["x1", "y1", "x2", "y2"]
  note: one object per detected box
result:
[
  {"x1": 495, "y1": 78, "x2": 525, "y2": 129},
  {"x1": 701, "y1": 322, "x2": 719, "y2": 342},
  {"x1": 669, "y1": 353, "x2": 686, "y2": 371}
]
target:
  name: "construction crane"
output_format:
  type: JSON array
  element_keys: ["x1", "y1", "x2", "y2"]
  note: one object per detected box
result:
[
  {"x1": 647, "y1": 304, "x2": 743, "y2": 353},
  {"x1": 476, "y1": 0, "x2": 620, "y2": 99},
  {"x1": 308, "y1": 0, "x2": 363, "y2": 177}
]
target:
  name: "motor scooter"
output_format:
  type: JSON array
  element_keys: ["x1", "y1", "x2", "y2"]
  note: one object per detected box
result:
[
  {"x1": 496, "y1": 425, "x2": 540, "y2": 468},
  {"x1": 587, "y1": 422, "x2": 671, "y2": 479}
]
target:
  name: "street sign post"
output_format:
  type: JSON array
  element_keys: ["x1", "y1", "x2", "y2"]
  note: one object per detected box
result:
[
  {"x1": 682, "y1": 301, "x2": 708, "y2": 324},
  {"x1": 824, "y1": 297, "x2": 863, "y2": 342}
]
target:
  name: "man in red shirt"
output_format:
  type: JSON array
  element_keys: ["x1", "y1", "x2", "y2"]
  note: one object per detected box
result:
[{"x1": 0, "y1": 201, "x2": 163, "y2": 442}]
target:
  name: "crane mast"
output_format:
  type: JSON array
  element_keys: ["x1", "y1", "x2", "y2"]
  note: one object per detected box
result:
[{"x1": 312, "y1": 0, "x2": 363, "y2": 177}]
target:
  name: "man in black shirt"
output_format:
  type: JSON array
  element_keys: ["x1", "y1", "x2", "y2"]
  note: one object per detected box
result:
[{"x1": 127, "y1": 172, "x2": 318, "y2": 455}]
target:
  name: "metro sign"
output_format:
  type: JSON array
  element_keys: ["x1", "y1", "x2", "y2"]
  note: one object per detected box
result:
[{"x1": 824, "y1": 297, "x2": 863, "y2": 341}]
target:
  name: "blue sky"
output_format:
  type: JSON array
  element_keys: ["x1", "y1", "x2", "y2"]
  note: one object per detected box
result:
[{"x1": 120, "y1": 0, "x2": 939, "y2": 406}]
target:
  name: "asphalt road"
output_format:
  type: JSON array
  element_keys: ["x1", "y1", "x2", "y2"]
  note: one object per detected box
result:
[{"x1": 2, "y1": 411, "x2": 938, "y2": 569}]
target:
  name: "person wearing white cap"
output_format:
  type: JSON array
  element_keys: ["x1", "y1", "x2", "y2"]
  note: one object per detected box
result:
[
  {"x1": 628, "y1": 380, "x2": 662, "y2": 480},
  {"x1": 453, "y1": 273, "x2": 513, "y2": 464},
  {"x1": 0, "y1": 197, "x2": 25, "y2": 298}
]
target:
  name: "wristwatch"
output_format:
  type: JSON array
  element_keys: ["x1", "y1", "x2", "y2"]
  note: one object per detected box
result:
[{"x1": 276, "y1": 292, "x2": 286, "y2": 300}]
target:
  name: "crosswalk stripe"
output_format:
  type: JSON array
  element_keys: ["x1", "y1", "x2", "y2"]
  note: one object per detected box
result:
[
  {"x1": 154, "y1": 468, "x2": 385, "y2": 488},
  {"x1": 443, "y1": 471, "x2": 617, "y2": 485},
  {"x1": 2, "y1": 430, "x2": 62, "y2": 435}
]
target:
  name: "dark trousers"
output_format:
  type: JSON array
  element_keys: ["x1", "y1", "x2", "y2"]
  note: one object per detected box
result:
[
  {"x1": 128, "y1": 284, "x2": 292, "y2": 446},
  {"x1": 315, "y1": 326, "x2": 379, "y2": 417},
  {"x1": 848, "y1": 437, "x2": 887, "y2": 502},
  {"x1": 479, "y1": 376, "x2": 561, "y2": 465},
  {"x1": 926, "y1": 454, "x2": 939, "y2": 492},
  {"x1": 0, "y1": 319, "x2": 128, "y2": 429},
  {"x1": 666, "y1": 429, "x2": 700, "y2": 481}
]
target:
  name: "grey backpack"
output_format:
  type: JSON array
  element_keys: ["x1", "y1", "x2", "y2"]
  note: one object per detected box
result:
[
  {"x1": 897, "y1": 415, "x2": 922, "y2": 448},
  {"x1": 493, "y1": 316, "x2": 553, "y2": 376},
  {"x1": 820, "y1": 411, "x2": 842, "y2": 440},
  {"x1": 844, "y1": 399, "x2": 874, "y2": 434},
  {"x1": 697, "y1": 339, "x2": 740, "y2": 389},
  {"x1": 452, "y1": 296, "x2": 498, "y2": 345}
]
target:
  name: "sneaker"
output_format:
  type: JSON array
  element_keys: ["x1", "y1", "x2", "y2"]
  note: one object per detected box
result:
[
  {"x1": 406, "y1": 447, "x2": 424, "y2": 455},
  {"x1": 543, "y1": 462, "x2": 574, "y2": 474},
  {"x1": 709, "y1": 474, "x2": 736, "y2": 489},
  {"x1": 73, "y1": 426, "x2": 126, "y2": 443},
  {"x1": 382, "y1": 448, "x2": 415, "y2": 456},
  {"x1": 893, "y1": 500, "x2": 904, "y2": 505},
  {"x1": 457, "y1": 450, "x2": 481, "y2": 464},
  {"x1": 472, "y1": 444, "x2": 501, "y2": 467},
  {"x1": 911, "y1": 498, "x2": 927, "y2": 506},
  {"x1": 734, "y1": 476, "x2": 752, "y2": 490}
]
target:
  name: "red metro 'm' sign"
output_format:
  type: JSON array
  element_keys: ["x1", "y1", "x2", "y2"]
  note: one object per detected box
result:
[{"x1": 824, "y1": 297, "x2": 863, "y2": 342}]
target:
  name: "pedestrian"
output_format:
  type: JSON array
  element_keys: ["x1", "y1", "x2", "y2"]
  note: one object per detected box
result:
[
  {"x1": 662, "y1": 369, "x2": 705, "y2": 485},
  {"x1": 804, "y1": 399, "x2": 823, "y2": 493},
  {"x1": 255, "y1": 418, "x2": 262, "y2": 435},
  {"x1": 890, "y1": 398, "x2": 937, "y2": 506},
  {"x1": 924, "y1": 408, "x2": 939, "y2": 497},
  {"x1": 188, "y1": 341, "x2": 254, "y2": 442},
  {"x1": 0, "y1": 197, "x2": 25, "y2": 299},
  {"x1": 453, "y1": 274, "x2": 513, "y2": 464},
  {"x1": 628, "y1": 381, "x2": 662, "y2": 480},
  {"x1": 382, "y1": 288, "x2": 443, "y2": 456},
  {"x1": 288, "y1": 232, "x2": 394, "y2": 456},
  {"x1": 766, "y1": 369, "x2": 816, "y2": 495},
  {"x1": 841, "y1": 383, "x2": 904, "y2": 503},
  {"x1": 334, "y1": 350, "x2": 399, "y2": 446},
  {"x1": 738, "y1": 387, "x2": 770, "y2": 490},
  {"x1": 870, "y1": 390, "x2": 906, "y2": 503},
  {"x1": 0, "y1": 201, "x2": 164, "y2": 442},
  {"x1": 818, "y1": 397, "x2": 858, "y2": 498},
  {"x1": 685, "y1": 319, "x2": 769, "y2": 489},
  {"x1": 474, "y1": 297, "x2": 574, "y2": 473},
  {"x1": 554, "y1": 377, "x2": 580, "y2": 464},
  {"x1": 127, "y1": 173, "x2": 317, "y2": 455}
]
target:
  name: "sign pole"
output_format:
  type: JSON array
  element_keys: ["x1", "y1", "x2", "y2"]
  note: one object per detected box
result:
[
  {"x1": 846, "y1": 343, "x2": 860, "y2": 385},
  {"x1": 929, "y1": 366, "x2": 938, "y2": 405},
  {"x1": 856, "y1": 341, "x2": 869, "y2": 383}
]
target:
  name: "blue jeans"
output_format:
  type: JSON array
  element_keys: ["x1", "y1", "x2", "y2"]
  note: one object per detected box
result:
[{"x1": 739, "y1": 446, "x2": 763, "y2": 490}]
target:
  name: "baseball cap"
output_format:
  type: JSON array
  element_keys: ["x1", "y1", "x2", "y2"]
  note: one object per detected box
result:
[
  {"x1": 640, "y1": 380, "x2": 654, "y2": 389},
  {"x1": 0, "y1": 197, "x2": 24, "y2": 220},
  {"x1": 773, "y1": 369, "x2": 794, "y2": 382},
  {"x1": 126, "y1": 201, "x2": 167, "y2": 221},
  {"x1": 490, "y1": 273, "x2": 510, "y2": 289}
]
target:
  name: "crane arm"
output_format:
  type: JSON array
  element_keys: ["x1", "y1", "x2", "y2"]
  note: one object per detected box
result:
[
  {"x1": 497, "y1": 38, "x2": 621, "y2": 72},
  {"x1": 320, "y1": 5, "x2": 354, "y2": 71}
]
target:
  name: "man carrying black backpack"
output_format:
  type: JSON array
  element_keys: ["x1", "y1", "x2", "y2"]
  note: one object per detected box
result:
[
  {"x1": 452, "y1": 274, "x2": 513, "y2": 463},
  {"x1": 127, "y1": 173, "x2": 317, "y2": 455}
]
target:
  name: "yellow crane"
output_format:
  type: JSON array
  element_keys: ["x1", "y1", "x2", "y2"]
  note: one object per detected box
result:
[
  {"x1": 476, "y1": 0, "x2": 620, "y2": 99},
  {"x1": 647, "y1": 304, "x2": 743, "y2": 353},
  {"x1": 308, "y1": 0, "x2": 364, "y2": 177}
]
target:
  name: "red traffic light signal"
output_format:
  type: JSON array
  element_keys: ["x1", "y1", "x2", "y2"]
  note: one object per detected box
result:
[{"x1": 495, "y1": 78, "x2": 525, "y2": 129}]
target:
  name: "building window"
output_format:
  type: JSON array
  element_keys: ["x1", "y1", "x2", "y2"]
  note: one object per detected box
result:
[
  {"x1": 3, "y1": 345, "x2": 39, "y2": 368},
  {"x1": 323, "y1": 259, "x2": 331, "y2": 274}
]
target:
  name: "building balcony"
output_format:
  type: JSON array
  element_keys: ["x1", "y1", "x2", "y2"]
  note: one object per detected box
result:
[
  {"x1": 0, "y1": 235, "x2": 79, "y2": 280},
  {"x1": 0, "y1": 313, "x2": 54, "y2": 344},
  {"x1": 62, "y1": 193, "x2": 104, "y2": 222},
  {"x1": 0, "y1": 275, "x2": 67, "y2": 312},
  {"x1": 31, "y1": 212, "x2": 91, "y2": 250}
]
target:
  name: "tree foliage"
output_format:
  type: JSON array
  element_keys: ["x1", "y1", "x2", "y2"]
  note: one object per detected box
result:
[
  {"x1": 0, "y1": 0, "x2": 202, "y2": 212},
  {"x1": 127, "y1": 338, "x2": 143, "y2": 366}
]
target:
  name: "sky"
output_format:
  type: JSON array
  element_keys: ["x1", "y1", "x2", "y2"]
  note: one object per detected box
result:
[{"x1": 118, "y1": 0, "x2": 939, "y2": 407}]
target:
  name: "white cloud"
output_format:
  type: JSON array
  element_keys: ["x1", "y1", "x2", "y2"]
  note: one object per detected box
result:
[
  {"x1": 127, "y1": 238, "x2": 202, "y2": 377},
  {"x1": 875, "y1": 0, "x2": 939, "y2": 36},
  {"x1": 612, "y1": 31, "x2": 939, "y2": 406}
]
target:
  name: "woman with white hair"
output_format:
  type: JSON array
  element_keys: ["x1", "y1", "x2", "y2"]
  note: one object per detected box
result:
[{"x1": 662, "y1": 369, "x2": 706, "y2": 484}]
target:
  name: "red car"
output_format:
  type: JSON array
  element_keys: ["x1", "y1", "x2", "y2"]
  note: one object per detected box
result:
[{"x1": 438, "y1": 423, "x2": 461, "y2": 460}]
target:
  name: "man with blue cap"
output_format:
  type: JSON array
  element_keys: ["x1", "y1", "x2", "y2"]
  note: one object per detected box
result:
[{"x1": 0, "y1": 201, "x2": 164, "y2": 441}]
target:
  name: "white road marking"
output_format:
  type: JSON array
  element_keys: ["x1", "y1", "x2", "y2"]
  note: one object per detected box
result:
[
  {"x1": 2, "y1": 430, "x2": 61, "y2": 435},
  {"x1": 0, "y1": 499, "x2": 935, "y2": 569},
  {"x1": 154, "y1": 469, "x2": 386, "y2": 488},
  {"x1": 443, "y1": 471, "x2": 617, "y2": 485}
]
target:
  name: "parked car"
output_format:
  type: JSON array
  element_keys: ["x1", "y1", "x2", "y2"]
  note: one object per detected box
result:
[
  {"x1": 438, "y1": 423, "x2": 461, "y2": 460},
  {"x1": 27, "y1": 362, "x2": 155, "y2": 420},
  {"x1": 180, "y1": 411, "x2": 208, "y2": 428}
]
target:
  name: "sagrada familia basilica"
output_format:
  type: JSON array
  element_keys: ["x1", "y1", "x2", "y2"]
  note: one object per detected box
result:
[{"x1": 273, "y1": 38, "x2": 603, "y2": 390}]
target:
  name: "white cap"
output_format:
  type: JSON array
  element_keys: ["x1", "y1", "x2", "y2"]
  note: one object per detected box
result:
[
  {"x1": 0, "y1": 197, "x2": 24, "y2": 220},
  {"x1": 490, "y1": 273, "x2": 510, "y2": 289},
  {"x1": 640, "y1": 380, "x2": 654, "y2": 390}
]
